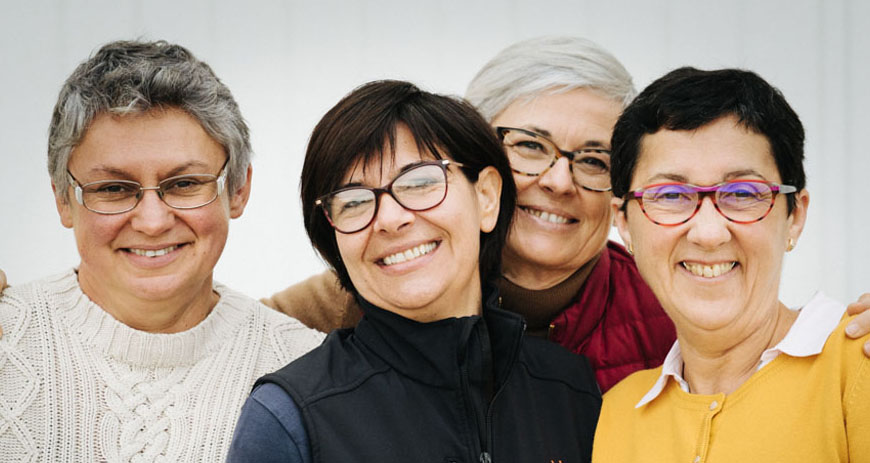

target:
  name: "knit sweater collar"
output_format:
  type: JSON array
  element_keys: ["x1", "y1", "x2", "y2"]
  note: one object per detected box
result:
[
  {"x1": 496, "y1": 252, "x2": 601, "y2": 337},
  {"x1": 51, "y1": 269, "x2": 252, "y2": 368}
]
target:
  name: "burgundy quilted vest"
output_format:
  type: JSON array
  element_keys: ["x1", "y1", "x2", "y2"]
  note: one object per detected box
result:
[{"x1": 548, "y1": 241, "x2": 676, "y2": 392}]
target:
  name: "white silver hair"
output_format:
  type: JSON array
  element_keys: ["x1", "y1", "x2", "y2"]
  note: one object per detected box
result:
[
  {"x1": 465, "y1": 36, "x2": 637, "y2": 122},
  {"x1": 48, "y1": 40, "x2": 251, "y2": 201}
]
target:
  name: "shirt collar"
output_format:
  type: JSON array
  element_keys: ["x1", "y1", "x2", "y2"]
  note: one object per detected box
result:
[{"x1": 635, "y1": 292, "x2": 845, "y2": 408}]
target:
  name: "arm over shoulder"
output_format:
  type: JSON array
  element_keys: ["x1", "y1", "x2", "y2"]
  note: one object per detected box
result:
[{"x1": 260, "y1": 270, "x2": 361, "y2": 333}]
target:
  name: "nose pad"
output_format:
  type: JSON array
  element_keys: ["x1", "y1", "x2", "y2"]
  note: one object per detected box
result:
[
  {"x1": 537, "y1": 157, "x2": 575, "y2": 194},
  {"x1": 686, "y1": 197, "x2": 732, "y2": 248},
  {"x1": 129, "y1": 190, "x2": 175, "y2": 235},
  {"x1": 371, "y1": 192, "x2": 415, "y2": 233}
]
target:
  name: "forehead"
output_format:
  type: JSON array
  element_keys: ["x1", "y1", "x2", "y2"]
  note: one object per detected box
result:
[
  {"x1": 634, "y1": 116, "x2": 779, "y2": 185},
  {"x1": 342, "y1": 125, "x2": 441, "y2": 185},
  {"x1": 68, "y1": 108, "x2": 225, "y2": 178},
  {"x1": 493, "y1": 88, "x2": 622, "y2": 146}
]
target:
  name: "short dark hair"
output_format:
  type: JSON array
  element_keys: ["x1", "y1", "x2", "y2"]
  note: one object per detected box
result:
[
  {"x1": 300, "y1": 80, "x2": 516, "y2": 296},
  {"x1": 611, "y1": 67, "x2": 805, "y2": 213}
]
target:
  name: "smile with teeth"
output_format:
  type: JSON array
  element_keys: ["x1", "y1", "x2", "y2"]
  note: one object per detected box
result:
[
  {"x1": 681, "y1": 261, "x2": 736, "y2": 278},
  {"x1": 521, "y1": 206, "x2": 573, "y2": 224},
  {"x1": 381, "y1": 242, "x2": 438, "y2": 266},
  {"x1": 128, "y1": 245, "x2": 179, "y2": 258}
]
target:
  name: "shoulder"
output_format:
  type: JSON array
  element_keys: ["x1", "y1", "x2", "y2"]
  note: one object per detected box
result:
[
  {"x1": 519, "y1": 336, "x2": 600, "y2": 395},
  {"x1": 603, "y1": 366, "x2": 661, "y2": 403},
  {"x1": 0, "y1": 271, "x2": 77, "y2": 337},
  {"x1": 217, "y1": 282, "x2": 326, "y2": 354},
  {"x1": 259, "y1": 329, "x2": 384, "y2": 405},
  {"x1": 228, "y1": 383, "x2": 310, "y2": 463}
]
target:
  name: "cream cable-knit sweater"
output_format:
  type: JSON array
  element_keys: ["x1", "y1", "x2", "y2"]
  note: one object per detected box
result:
[{"x1": 0, "y1": 270, "x2": 325, "y2": 462}]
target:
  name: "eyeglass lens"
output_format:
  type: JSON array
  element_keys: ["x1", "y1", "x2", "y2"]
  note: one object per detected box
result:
[
  {"x1": 499, "y1": 128, "x2": 611, "y2": 191},
  {"x1": 323, "y1": 163, "x2": 448, "y2": 233},
  {"x1": 639, "y1": 181, "x2": 777, "y2": 225},
  {"x1": 80, "y1": 174, "x2": 221, "y2": 213}
]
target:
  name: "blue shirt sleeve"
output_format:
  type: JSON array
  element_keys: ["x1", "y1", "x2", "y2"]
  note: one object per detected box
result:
[{"x1": 227, "y1": 383, "x2": 311, "y2": 463}]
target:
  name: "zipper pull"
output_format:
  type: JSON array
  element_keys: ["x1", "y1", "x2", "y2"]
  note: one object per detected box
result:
[{"x1": 479, "y1": 452, "x2": 492, "y2": 463}]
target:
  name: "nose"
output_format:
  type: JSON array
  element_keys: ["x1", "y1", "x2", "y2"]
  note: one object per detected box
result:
[
  {"x1": 129, "y1": 190, "x2": 176, "y2": 236},
  {"x1": 536, "y1": 157, "x2": 575, "y2": 195},
  {"x1": 686, "y1": 197, "x2": 732, "y2": 249},
  {"x1": 371, "y1": 192, "x2": 415, "y2": 233}
]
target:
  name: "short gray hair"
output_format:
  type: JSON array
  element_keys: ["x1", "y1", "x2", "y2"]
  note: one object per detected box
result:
[
  {"x1": 48, "y1": 40, "x2": 251, "y2": 201},
  {"x1": 465, "y1": 36, "x2": 636, "y2": 122}
]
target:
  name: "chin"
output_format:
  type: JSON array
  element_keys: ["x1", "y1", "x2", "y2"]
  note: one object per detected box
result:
[{"x1": 125, "y1": 273, "x2": 205, "y2": 301}]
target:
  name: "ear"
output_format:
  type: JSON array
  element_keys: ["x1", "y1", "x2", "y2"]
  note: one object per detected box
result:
[
  {"x1": 474, "y1": 166, "x2": 502, "y2": 233},
  {"x1": 786, "y1": 189, "x2": 810, "y2": 246},
  {"x1": 53, "y1": 182, "x2": 74, "y2": 229},
  {"x1": 611, "y1": 196, "x2": 632, "y2": 251},
  {"x1": 228, "y1": 164, "x2": 253, "y2": 219}
]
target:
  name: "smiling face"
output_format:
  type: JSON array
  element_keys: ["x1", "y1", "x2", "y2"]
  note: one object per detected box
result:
[
  {"x1": 334, "y1": 125, "x2": 501, "y2": 322},
  {"x1": 614, "y1": 115, "x2": 809, "y2": 336},
  {"x1": 56, "y1": 108, "x2": 250, "y2": 326},
  {"x1": 491, "y1": 88, "x2": 623, "y2": 289}
]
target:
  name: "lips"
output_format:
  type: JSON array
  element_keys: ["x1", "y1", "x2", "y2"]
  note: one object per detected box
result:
[
  {"x1": 681, "y1": 261, "x2": 737, "y2": 278},
  {"x1": 520, "y1": 206, "x2": 576, "y2": 224},
  {"x1": 380, "y1": 241, "x2": 439, "y2": 266}
]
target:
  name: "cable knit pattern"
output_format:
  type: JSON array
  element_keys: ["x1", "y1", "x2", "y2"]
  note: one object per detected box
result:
[{"x1": 0, "y1": 270, "x2": 324, "y2": 462}]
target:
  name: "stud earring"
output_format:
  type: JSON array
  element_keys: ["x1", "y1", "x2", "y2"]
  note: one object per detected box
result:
[
  {"x1": 786, "y1": 238, "x2": 796, "y2": 252},
  {"x1": 627, "y1": 242, "x2": 634, "y2": 256}
]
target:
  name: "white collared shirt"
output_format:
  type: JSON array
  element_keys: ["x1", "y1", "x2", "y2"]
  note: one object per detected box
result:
[{"x1": 636, "y1": 292, "x2": 846, "y2": 408}]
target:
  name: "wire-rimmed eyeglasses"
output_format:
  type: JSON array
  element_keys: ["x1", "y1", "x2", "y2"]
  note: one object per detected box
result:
[{"x1": 67, "y1": 159, "x2": 228, "y2": 214}]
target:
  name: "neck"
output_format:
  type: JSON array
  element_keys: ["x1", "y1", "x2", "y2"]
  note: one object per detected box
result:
[
  {"x1": 679, "y1": 300, "x2": 798, "y2": 395},
  {"x1": 501, "y1": 254, "x2": 575, "y2": 290},
  {"x1": 77, "y1": 267, "x2": 218, "y2": 333}
]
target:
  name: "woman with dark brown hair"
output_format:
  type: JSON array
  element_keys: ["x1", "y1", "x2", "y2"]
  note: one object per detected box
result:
[{"x1": 227, "y1": 80, "x2": 601, "y2": 462}]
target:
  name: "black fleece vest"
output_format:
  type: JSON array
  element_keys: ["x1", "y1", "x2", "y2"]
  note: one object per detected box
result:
[{"x1": 257, "y1": 291, "x2": 601, "y2": 462}]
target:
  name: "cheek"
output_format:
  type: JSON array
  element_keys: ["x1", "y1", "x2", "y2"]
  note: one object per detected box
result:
[
  {"x1": 335, "y1": 232, "x2": 367, "y2": 275},
  {"x1": 580, "y1": 192, "x2": 613, "y2": 225},
  {"x1": 73, "y1": 214, "x2": 123, "y2": 253},
  {"x1": 512, "y1": 175, "x2": 537, "y2": 196}
]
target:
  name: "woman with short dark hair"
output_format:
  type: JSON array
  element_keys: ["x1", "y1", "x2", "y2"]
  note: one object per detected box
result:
[{"x1": 227, "y1": 80, "x2": 601, "y2": 462}]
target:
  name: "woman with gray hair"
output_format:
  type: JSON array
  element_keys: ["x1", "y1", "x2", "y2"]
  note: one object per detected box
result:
[
  {"x1": 0, "y1": 40, "x2": 322, "y2": 461},
  {"x1": 259, "y1": 36, "x2": 870, "y2": 392}
]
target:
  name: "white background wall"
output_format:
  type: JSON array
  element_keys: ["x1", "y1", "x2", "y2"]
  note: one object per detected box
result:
[{"x1": 1, "y1": 0, "x2": 867, "y2": 307}]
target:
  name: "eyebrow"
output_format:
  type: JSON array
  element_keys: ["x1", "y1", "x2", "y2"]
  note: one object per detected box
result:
[
  {"x1": 81, "y1": 161, "x2": 216, "y2": 181},
  {"x1": 643, "y1": 169, "x2": 769, "y2": 185},
  {"x1": 522, "y1": 125, "x2": 610, "y2": 150}
]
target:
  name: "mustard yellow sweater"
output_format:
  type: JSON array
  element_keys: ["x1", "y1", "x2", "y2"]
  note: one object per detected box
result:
[{"x1": 592, "y1": 316, "x2": 870, "y2": 463}]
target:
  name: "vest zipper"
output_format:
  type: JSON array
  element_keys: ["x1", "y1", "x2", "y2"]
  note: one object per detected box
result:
[{"x1": 460, "y1": 319, "x2": 495, "y2": 463}]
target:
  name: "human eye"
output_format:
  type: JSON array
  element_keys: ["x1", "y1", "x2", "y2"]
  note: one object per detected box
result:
[
  {"x1": 574, "y1": 150, "x2": 611, "y2": 175},
  {"x1": 394, "y1": 165, "x2": 444, "y2": 193},
  {"x1": 162, "y1": 175, "x2": 209, "y2": 194},
  {"x1": 719, "y1": 181, "x2": 771, "y2": 207},
  {"x1": 331, "y1": 190, "x2": 374, "y2": 218},
  {"x1": 504, "y1": 133, "x2": 551, "y2": 159},
  {"x1": 646, "y1": 184, "x2": 693, "y2": 204},
  {"x1": 85, "y1": 181, "x2": 138, "y2": 198}
]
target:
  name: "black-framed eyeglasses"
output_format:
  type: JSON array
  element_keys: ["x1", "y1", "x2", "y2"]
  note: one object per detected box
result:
[
  {"x1": 625, "y1": 180, "x2": 797, "y2": 226},
  {"x1": 496, "y1": 126, "x2": 611, "y2": 192},
  {"x1": 67, "y1": 159, "x2": 229, "y2": 215},
  {"x1": 315, "y1": 159, "x2": 465, "y2": 234}
]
